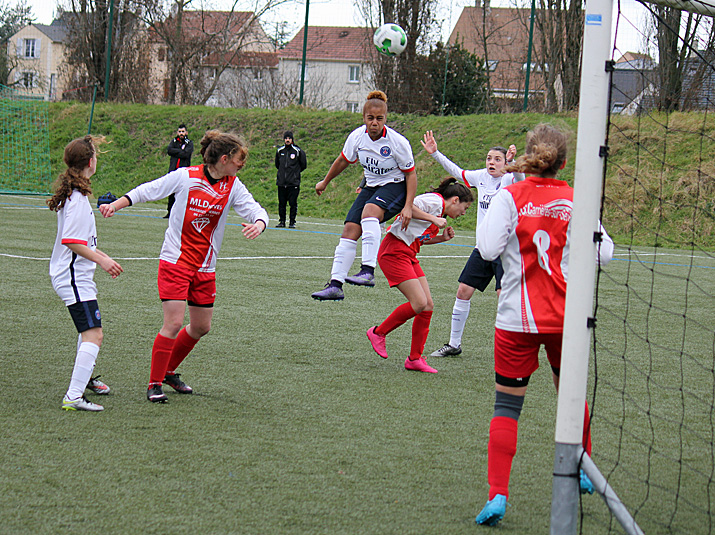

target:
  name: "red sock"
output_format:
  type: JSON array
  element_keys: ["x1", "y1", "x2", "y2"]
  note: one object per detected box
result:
[
  {"x1": 583, "y1": 401, "x2": 592, "y2": 456},
  {"x1": 376, "y1": 302, "x2": 416, "y2": 336},
  {"x1": 167, "y1": 327, "x2": 200, "y2": 374},
  {"x1": 150, "y1": 333, "x2": 175, "y2": 385},
  {"x1": 487, "y1": 416, "x2": 519, "y2": 500},
  {"x1": 409, "y1": 310, "x2": 432, "y2": 360}
]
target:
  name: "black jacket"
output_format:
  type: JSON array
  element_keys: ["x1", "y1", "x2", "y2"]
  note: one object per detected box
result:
[
  {"x1": 275, "y1": 144, "x2": 307, "y2": 187},
  {"x1": 167, "y1": 136, "x2": 194, "y2": 172}
]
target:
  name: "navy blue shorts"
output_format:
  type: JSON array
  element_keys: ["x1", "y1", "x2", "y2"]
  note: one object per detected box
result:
[
  {"x1": 344, "y1": 181, "x2": 407, "y2": 225},
  {"x1": 458, "y1": 248, "x2": 503, "y2": 291},
  {"x1": 67, "y1": 300, "x2": 102, "y2": 333}
]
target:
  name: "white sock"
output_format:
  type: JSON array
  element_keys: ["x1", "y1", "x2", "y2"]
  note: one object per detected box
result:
[
  {"x1": 76, "y1": 333, "x2": 82, "y2": 354},
  {"x1": 65, "y1": 342, "x2": 100, "y2": 401},
  {"x1": 330, "y1": 238, "x2": 357, "y2": 283},
  {"x1": 449, "y1": 298, "x2": 471, "y2": 348},
  {"x1": 360, "y1": 217, "x2": 381, "y2": 268}
]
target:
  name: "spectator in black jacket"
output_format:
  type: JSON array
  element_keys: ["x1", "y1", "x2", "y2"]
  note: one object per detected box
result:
[
  {"x1": 164, "y1": 124, "x2": 194, "y2": 218},
  {"x1": 275, "y1": 131, "x2": 307, "y2": 228}
]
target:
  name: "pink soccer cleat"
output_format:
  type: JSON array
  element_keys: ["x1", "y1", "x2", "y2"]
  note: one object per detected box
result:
[
  {"x1": 404, "y1": 356, "x2": 437, "y2": 373},
  {"x1": 367, "y1": 326, "x2": 388, "y2": 359}
]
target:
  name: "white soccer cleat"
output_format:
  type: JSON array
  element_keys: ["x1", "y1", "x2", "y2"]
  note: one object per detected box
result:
[{"x1": 62, "y1": 396, "x2": 104, "y2": 412}]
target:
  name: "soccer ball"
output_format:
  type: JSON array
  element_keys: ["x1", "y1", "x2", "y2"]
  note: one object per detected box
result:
[{"x1": 373, "y1": 23, "x2": 407, "y2": 57}]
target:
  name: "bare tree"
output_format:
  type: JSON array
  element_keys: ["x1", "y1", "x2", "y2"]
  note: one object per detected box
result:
[
  {"x1": 0, "y1": 0, "x2": 35, "y2": 87},
  {"x1": 358, "y1": 0, "x2": 439, "y2": 113}
]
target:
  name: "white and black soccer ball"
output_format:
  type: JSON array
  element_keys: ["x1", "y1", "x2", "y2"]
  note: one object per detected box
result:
[{"x1": 373, "y1": 23, "x2": 407, "y2": 57}]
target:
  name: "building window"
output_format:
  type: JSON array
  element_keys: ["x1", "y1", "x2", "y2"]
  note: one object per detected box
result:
[
  {"x1": 346, "y1": 102, "x2": 359, "y2": 113},
  {"x1": 253, "y1": 69, "x2": 263, "y2": 81},
  {"x1": 158, "y1": 47, "x2": 166, "y2": 62},
  {"x1": 21, "y1": 71, "x2": 35, "y2": 88},
  {"x1": 23, "y1": 39, "x2": 38, "y2": 58},
  {"x1": 348, "y1": 65, "x2": 360, "y2": 83},
  {"x1": 485, "y1": 60, "x2": 499, "y2": 72},
  {"x1": 523, "y1": 62, "x2": 549, "y2": 73}
]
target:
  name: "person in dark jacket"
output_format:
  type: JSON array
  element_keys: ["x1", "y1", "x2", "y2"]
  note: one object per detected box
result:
[
  {"x1": 275, "y1": 131, "x2": 307, "y2": 228},
  {"x1": 164, "y1": 124, "x2": 194, "y2": 218}
]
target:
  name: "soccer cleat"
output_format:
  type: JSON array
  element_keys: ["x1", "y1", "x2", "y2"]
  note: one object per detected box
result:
[
  {"x1": 429, "y1": 343, "x2": 462, "y2": 357},
  {"x1": 580, "y1": 469, "x2": 595, "y2": 495},
  {"x1": 366, "y1": 326, "x2": 388, "y2": 359},
  {"x1": 276, "y1": 222, "x2": 286, "y2": 228},
  {"x1": 311, "y1": 283, "x2": 345, "y2": 301},
  {"x1": 475, "y1": 494, "x2": 507, "y2": 526},
  {"x1": 62, "y1": 396, "x2": 104, "y2": 412},
  {"x1": 345, "y1": 269, "x2": 375, "y2": 287},
  {"x1": 289, "y1": 223, "x2": 296, "y2": 229},
  {"x1": 163, "y1": 373, "x2": 193, "y2": 394},
  {"x1": 147, "y1": 384, "x2": 168, "y2": 403},
  {"x1": 86, "y1": 375, "x2": 111, "y2": 395},
  {"x1": 404, "y1": 356, "x2": 438, "y2": 373}
]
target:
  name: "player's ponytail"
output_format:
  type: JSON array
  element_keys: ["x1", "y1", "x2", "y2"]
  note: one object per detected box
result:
[
  {"x1": 431, "y1": 177, "x2": 474, "y2": 204},
  {"x1": 506, "y1": 123, "x2": 569, "y2": 178},
  {"x1": 200, "y1": 130, "x2": 248, "y2": 166},
  {"x1": 47, "y1": 135, "x2": 104, "y2": 212},
  {"x1": 364, "y1": 90, "x2": 388, "y2": 114}
]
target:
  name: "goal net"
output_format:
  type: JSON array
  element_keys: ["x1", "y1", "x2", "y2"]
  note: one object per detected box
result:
[{"x1": 0, "y1": 84, "x2": 52, "y2": 195}]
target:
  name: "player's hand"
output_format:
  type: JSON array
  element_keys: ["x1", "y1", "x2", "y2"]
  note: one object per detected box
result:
[
  {"x1": 99, "y1": 203, "x2": 115, "y2": 218},
  {"x1": 98, "y1": 256, "x2": 123, "y2": 278},
  {"x1": 442, "y1": 226, "x2": 455, "y2": 241},
  {"x1": 242, "y1": 222, "x2": 263, "y2": 240},
  {"x1": 399, "y1": 205, "x2": 413, "y2": 230},
  {"x1": 315, "y1": 179, "x2": 327, "y2": 196},
  {"x1": 433, "y1": 217, "x2": 447, "y2": 229},
  {"x1": 506, "y1": 144, "x2": 517, "y2": 162},
  {"x1": 421, "y1": 131, "x2": 438, "y2": 154}
]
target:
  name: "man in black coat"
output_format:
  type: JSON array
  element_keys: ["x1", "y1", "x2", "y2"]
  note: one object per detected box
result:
[
  {"x1": 275, "y1": 131, "x2": 307, "y2": 228},
  {"x1": 164, "y1": 124, "x2": 194, "y2": 218}
]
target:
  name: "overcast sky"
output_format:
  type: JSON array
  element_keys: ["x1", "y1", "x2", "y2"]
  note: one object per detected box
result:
[{"x1": 27, "y1": 0, "x2": 647, "y2": 54}]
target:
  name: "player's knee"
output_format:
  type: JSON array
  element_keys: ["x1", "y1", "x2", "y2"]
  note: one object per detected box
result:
[{"x1": 456, "y1": 284, "x2": 475, "y2": 300}]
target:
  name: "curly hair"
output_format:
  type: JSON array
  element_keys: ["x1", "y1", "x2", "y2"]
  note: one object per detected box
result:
[
  {"x1": 431, "y1": 177, "x2": 474, "y2": 204},
  {"x1": 200, "y1": 130, "x2": 248, "y2": 166},
  {"x1": 363, "y1": 90, "x2": 388, "y2": 114},
  {"x1": 47, "y1": 135, "x2": 104, "y2": 212},
  {"x1": 506, "y1": 124, "x2": 569, "y2": 178}
]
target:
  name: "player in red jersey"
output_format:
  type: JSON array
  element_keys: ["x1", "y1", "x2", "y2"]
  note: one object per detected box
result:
[
  {"x1": 473, "y1": 124, "x2": 614, "y2": 525},
  {"x1": 366, "y1": 178, "x2": 473, "y2": 373},
  {"x1": 49, "y1": 135, "x2": 123, "y2": 412},
  {"x1": 100, "y1": 130, "x2": 269, "y2": 403}
]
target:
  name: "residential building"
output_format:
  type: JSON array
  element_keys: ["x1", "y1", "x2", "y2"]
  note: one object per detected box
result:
[
  {"x1": 278, "y1": 26, "x2": 375, "y2": 111},
  {"x1": 611, "y1": 52, "x2": 657, "y2": 114},
  {"x1": 448, "y1": 2, "x2": 547, "y2": 111},
  {"x1": 7, "y1": 19, "x2": 68, "y2": 101}
]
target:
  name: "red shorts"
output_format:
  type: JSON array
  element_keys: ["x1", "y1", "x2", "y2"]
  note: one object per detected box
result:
[
  {"x1": 493, "y1": 328, "x2": 563, "y2": 379},
  {"x1": 378, "y1": 233, "x2": 425, "y2": 287},
  {"x1": 157, "y1": 260, "x2": 216, "y2": 306}
]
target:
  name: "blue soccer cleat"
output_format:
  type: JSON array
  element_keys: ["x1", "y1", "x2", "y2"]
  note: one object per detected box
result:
[
  {"x1": 345, "y1": 269, "x2": 375, "y2": 287},
  {"x1": 311, "y1": 283, "x2": 345, "y2": 301},
  {"x1": 580, "y1": 470, "x2": 595, "y2": 494},
  {"x1": 475, "y1": 494, "x2": 507, "y2": 526}
]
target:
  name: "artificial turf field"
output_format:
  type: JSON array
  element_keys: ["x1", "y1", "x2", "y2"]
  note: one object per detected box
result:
[{"x1": 1, "y1": 194, "x2": 713, "y2": 534}]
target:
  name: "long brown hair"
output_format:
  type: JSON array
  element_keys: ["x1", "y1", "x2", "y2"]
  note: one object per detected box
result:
[
  {"x1": 200, "y1": 130, "x2": 248, "y2": 166},
  {"x1": 47, "y1": 135, "x2": 104, "y2": 212}
]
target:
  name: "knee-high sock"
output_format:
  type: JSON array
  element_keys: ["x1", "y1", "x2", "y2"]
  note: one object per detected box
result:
[
  {"x1": 449, "y1": 298, "x2": 471, "y2": 348},
  {"x1": 150, "y1": 333, "x2": 175, "y2": 385},
  {"x1": 330, "y1": 238, "x2": 357, "y2": 283},
  {"x1": 376, "y1": 302, "x2": 417, "y2": 336},
  {"x1": 65, "y1": 342, "x2": 100, "y2": 400},
  {"x1": 410, "y1": 310, "x2": 433, "y2": 360},
  {"x1": 583, "y1": 401, "x2": 592, "y2": 456},
  {"x1": 360, "y1": 217, "x2": 381, "y2": 268},
  {"x1": 167, "y1": 327, "x2": 200, "y2": 374},
  {"x1": 487, "y1": 416, "x2": 519, "y2": 500}
]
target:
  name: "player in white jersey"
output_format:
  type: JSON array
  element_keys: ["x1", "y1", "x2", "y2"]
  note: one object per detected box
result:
[
  {"x1": 419, "y1": 131, "x2": 524, "y2": 358},
  {"x1": 48, "y1": 135, "x2": 123, "y2": 412},
  {"x1": 473, "y1": 124, "x2": 614, "y2": 526},
  {"x1": 100, "y1": 130, "x2": 268, "y2": 403},
  {"x1": 311, "y1": 90, "x2": 417, "y2": 301},
  {"x1": 366, "y1": 178, "x2": 473, "y2": 373}
]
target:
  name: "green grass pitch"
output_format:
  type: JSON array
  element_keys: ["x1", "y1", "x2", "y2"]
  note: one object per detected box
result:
[{"x1": 1, "y1": 195, "x2": 712, "y2": 534}]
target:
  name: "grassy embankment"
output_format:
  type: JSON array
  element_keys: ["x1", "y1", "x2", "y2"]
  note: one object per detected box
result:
[{"x1": 48, "y1": 102, "x2": 715, "y2": 248}]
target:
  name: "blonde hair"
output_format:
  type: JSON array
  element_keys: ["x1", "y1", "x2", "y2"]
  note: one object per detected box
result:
[
  {"x1": 47, "y1": 135, "x2": 106, "y2": 212},
  {"x1": 506, "y1": 123, "x2": 569, "y2": 178},
  {"x1": 200, "y1": 130, "x2": 248, "y2": 166},
  {"x1": 363, "y1": 90, "x2": 388, "y2": 114}
]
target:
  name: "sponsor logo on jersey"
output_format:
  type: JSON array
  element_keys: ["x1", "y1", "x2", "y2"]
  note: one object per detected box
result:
[
  {"x1": 192, "y1": 217, "x2": 211, "y2": 233},
  {"x1": 95, "y1": 309, "x2": 101, "y2": 320},
  {"x1": 380, "y1": 146, "x2": 391, "y2": 157},
  {"x1": 519, "y1": 199, "x2": 572, "y2": 221},
  {"x1": 189, "y1": 197, "x2": 224, "y2": 211},
  {"x1": 218, "y1": 181, "x2": 229, "y2": 193}
]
